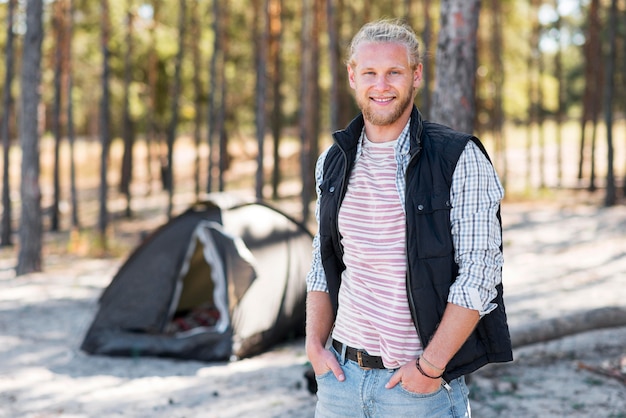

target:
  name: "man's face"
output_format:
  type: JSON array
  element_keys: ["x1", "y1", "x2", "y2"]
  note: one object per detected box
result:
[{"x1": 347, "y1": 41, "x2": 422, "y2": 127}]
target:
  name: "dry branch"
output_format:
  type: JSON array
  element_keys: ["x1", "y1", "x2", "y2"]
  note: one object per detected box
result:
[{"x1": 577, "y1": 360, "x2": 626, "y2": 385}]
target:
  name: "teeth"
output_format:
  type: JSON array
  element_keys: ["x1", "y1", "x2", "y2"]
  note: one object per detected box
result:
[{"x1": 373, "y1": 97, "x2": 393, "y2": 103}]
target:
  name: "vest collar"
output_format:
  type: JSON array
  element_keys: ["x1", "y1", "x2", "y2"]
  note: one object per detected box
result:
[{"x1": 333, "y1": 106, "x2": 424, "y2": 156}]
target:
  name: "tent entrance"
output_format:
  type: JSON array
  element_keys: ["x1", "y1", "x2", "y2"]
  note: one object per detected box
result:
[{"x1": 165, "y1": 222, "x2": 232, "y2": 337}]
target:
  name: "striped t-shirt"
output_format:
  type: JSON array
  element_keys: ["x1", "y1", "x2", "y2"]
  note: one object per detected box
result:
[{"x1": 332, "y1": 134, "x2": 422, "y2": 369}]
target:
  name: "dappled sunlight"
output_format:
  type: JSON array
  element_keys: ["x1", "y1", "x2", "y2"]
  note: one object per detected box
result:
[
  {"x1": 197, "y1": 347, "x2": 309, "y2": 378},
  {"x1": 502, "y1": 203, "x2": 626, "y2": 327}
]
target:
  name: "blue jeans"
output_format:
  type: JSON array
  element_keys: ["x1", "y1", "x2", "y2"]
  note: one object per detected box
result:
[{"x1": 315, "y1": 345, "x2": 471, "y2": 417}]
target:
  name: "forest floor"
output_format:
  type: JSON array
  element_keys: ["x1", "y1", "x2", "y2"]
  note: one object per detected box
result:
[
  {"x1": 2, "y1": 128, "x2": 626, "y2": 417},
  {"x1": 0, "y1": 188, "x2": 625, "y2": 418}
]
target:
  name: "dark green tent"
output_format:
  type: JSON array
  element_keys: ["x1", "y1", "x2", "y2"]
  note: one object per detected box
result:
[{"x1": 81, "y1": 194, "x2": 312, "y2": 361}]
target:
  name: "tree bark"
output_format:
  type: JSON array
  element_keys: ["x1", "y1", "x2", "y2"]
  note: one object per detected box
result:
[
  {"x1": 166, "y1": 0, "x2": 186, "y2": 217},
  {"x1": 420, "y1": 0, "x2": 432, "y2": 119},
  {"x1": 17, "y1": 0, "x2": 44, "y2": 275},
  {"x1": 538, "y1": 33, "x2": 546, "y2": 190},
  {"x1": 553, "y1": 0, "x2": 564, "y2": 188},
  {"x1": 525, "y1": 0, "x2": 539, "y2": 192},
  {"x1": 299, "y1": 0, "x2": 321, "y2": 223},
  {"x1": 270, "y1": 0, "x2": 283, "y2": 200},
  {"x1": 603, "y1": 0, "x2": 617, "y2": 206},
  {"x1": 191, "y1": 0, "x2": 203, "y2": 199},
  {"x1": 430, "y1": 0, "x2": 481, "y2": 134},
  {"x1": 217, "y1": 6, "x2": 229, "y2": 193},
  {"x1": 65, "y1": 0, "x2": 78, "y2": 229},
  {"x1": 1, "y1": 0, "x2": 17, "y2": 247},
  {"x1": 254, "y1": 0, "x2": 270, "y2": 200},
  {"x1": 207, "y1": 0, "x2": 223, "y2": 193},
  {"x1": 98, "y1": 0, "x2": 112, "y2": 244},
  {"x1": 51, "y1": 0, "x2": 67, "y2": 232},
  {"x1": 326, "y1": 0, "x2": 340, "y2": 132},
  {"x1": 145, "y1": 0, "x2": 159, "y2": 194},
  {"x1": 489, "y1": 0, "x2": 506, "y2": 188},
  {"x1": 578, "y1": 0, "x2": 603, "y2": 189},
  {"x1": 120, "y1": 6, "x2": 135, "y2": 218}
]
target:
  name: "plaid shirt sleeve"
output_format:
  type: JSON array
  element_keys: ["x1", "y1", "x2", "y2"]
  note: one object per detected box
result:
[
  {"x1": 448, "y1": 141, "x2": 505, "y2": 316},
  {"x1": 305, "y1": 147, "x2": 331, "y2": 293}
]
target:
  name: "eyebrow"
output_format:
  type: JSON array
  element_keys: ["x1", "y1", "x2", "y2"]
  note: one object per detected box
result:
[{"x1": 359, "y1": 66, "x2": 407, "y2": 72}]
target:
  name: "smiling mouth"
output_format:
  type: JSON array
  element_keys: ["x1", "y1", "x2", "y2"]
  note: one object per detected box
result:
[{"x1": 371, "y1": 97, "x2": 394, "y2": 103}]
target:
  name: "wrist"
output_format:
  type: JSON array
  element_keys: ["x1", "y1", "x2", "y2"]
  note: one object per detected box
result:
[
  {"x1": 305, "y1": 337, "x2": 327, "y2": 357},
  {"x1": 420, "y1": 354, "x2": 445, "y2": 373},
  {"x1": 415, "y1": 356, "x2": 444, "y2": 379}
]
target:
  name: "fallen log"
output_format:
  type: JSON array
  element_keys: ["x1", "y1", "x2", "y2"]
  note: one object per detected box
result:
[{"x1": 510, "y1": 306, "x2": 626, "y2": 348}]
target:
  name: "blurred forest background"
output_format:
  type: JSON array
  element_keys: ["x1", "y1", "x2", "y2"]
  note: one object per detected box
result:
[{"x1": 1, "y1": 0, "x2": 625, "y2": 275}]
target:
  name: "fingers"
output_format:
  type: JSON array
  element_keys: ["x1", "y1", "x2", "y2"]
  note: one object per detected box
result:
[
  {"x1": 322, "y1": 351, "x2": 345, "y2": 381},
  {"x1": 385, "y1": 370, "x2": 401, "y2": 389},
  {"x1": 329, "y1": 358, "x2": 345, "y2": 381},
  {"x1": 312, "y1": 349, "x2": 345, "y2": 382}
]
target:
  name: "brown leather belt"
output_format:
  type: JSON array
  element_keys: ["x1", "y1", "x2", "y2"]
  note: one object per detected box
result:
[{"x1": 332, "y1": 339, "x2": 385, "y2": 369}]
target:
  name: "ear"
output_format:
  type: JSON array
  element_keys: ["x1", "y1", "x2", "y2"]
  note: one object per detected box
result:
[
  {"x1": 413, "y1": 63, "x2": 423, "y2": 88},
  {"x1": 347, "y1": 64, "x2": 357, "y2": 89}
]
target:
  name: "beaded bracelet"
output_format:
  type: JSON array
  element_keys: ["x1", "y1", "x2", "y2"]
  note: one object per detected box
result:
[
  {"x1": 415, "y1": 356, "x2": 444, "y2": 379},
  {"x1": 420, "y1": 355, "x2": 445, "y2": 373}
]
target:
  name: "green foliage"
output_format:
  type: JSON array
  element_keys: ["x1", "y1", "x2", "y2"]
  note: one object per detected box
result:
[{"x1": 0, "y1": 0, "x2": 622, "y2": 153}]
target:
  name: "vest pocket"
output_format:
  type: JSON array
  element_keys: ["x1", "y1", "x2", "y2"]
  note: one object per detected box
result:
[{"x1": 409, "y1": 192, "x2": 453, "y2": 259}]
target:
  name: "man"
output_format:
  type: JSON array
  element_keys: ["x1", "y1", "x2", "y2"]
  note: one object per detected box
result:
[{"x1": 305, "y1": 19, "x2": 512, "y2": 417}]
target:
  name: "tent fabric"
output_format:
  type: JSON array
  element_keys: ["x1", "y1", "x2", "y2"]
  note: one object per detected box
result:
[{"x1": 81, "y1": 194, "x2": 312, "y2": 361}]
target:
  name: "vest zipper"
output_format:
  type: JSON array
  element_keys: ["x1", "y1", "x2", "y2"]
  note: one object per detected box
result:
[
  {"x1": 405, "y1": 147, "x2": 421, "y2": 337},
  {"x1": 336, "y1": 145, "x2": 349, "y2": 258}
]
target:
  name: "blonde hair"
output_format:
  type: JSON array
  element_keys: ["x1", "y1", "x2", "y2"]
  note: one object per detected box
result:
[{"x1": 347, "y1": 19, "x2": 421, "y2": 69}]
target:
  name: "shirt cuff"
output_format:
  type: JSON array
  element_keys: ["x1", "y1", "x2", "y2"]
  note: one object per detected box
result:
[{"x1": 448, "y1": 286, "x2": 497, "y2": 317}]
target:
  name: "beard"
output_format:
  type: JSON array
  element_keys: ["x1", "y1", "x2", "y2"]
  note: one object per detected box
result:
[{"x1": 357, "y1": 85, "x2": 415, "y2": 126}]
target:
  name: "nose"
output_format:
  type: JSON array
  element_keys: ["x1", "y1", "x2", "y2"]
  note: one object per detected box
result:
[{"x1": 374, "y1": 74, "x2": 390, "y2": 91}]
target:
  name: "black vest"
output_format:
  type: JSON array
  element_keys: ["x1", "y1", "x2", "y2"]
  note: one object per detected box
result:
[{"x1": 318, "y1": 107, "x2": 513, "y2": 380}]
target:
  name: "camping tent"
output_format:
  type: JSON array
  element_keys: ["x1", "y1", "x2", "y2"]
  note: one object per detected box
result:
[{"x1": 81, "y1": 194, "x2": 313, "y2": 361}]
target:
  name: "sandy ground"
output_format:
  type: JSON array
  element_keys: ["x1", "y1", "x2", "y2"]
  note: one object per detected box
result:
[{"x1": 0, "y1": 198, "x2": 625, "y2": 418}]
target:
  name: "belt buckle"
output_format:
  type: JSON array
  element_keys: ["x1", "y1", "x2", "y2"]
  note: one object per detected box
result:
[{"x1": 357, "y1": 351, "x2": 364, "y2": 367}]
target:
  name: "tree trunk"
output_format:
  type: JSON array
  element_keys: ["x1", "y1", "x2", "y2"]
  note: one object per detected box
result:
[
  {"x1": 326, "y1": 0, "x2": 340, "y2": 132},
  {"x1": 553, "y1": 0, "x2": 564, "y2": 188},
  {"x1": 120, "y1": 6, "x2": 135, "y2": 218},
  {"x1": 430, "y1": 0, "x2": 481, "y2": 134},
  {"x1": 207, "y1": 0, "x2": 223, "y2": 193},
  {"x1": 603, "y1": 0, "x2": 617, "y2": 206},
  {"x1": 420, "y1": 0, "x2": 432, "y2": 119},
  {"x1": 299, "y1": 0, "x2": 321, "y2": 223},
  {"x1": 191, "y1": 0, "x2": 203, "y2": 199},
  {"x1": 578, "y1": 0, "x2": 603, "y2": 189},
  {"x1": 17, "y1": 0, "x2": 44, "y2": 275},
  {"x1": 1, "y1": 0, "x2": 17, "y2": 247},
  {"x1": 489, "y1": 0, "x2": 506, "y2": 188},
  {"x1": 623, "y1": 3, "x2": 626, "y2": 197},
  {"x1": 270, "y1": 0, "x2": 283, "y2": 200},
  {"x1": 51, "y1": 0, "x2": 66, "y2": 232},
  {"x1": 254, "y1": 0, "x2": 270, "y2": 200},
  {"x1": 538, "y1": 37, "x2": 546, "y2": 189},
  {"x1": 525, "y1": 0, "x2": 539, "y2": 191},
  {"x1": 166, "y1": 0, "x2": 186, "y2": 217},
  {"x1": 66, "y1": 0, "x2": 79, "y2": 229},
  {"x1": 217, "y1": 6, "x2": 229, "y2": 193},
  {"x1": 98, "y1": 0, "x2": 111, "y2": 245},
  {"x1": 145, "y1": 0, "x2": 159, "y2": 194}
]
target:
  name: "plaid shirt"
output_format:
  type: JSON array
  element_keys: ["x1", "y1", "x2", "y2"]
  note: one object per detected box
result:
[{"x1": 306, "y1": 121, "x2": 505, "y2": 316}]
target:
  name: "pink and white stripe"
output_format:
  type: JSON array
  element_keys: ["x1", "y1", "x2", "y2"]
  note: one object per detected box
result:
[{"x1": 332, "y1": 137, "x2": 422, "y2": 369}]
